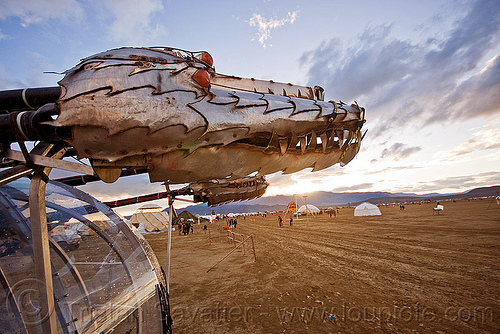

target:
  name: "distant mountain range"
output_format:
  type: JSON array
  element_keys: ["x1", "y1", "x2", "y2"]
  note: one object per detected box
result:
[{"x1": 170, "y1": 185, "x2": 500, "y2": 216}]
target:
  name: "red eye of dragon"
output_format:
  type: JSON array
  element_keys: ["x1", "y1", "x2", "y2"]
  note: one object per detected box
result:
[
  {"x1": 200, "y1": 52, "x2": 213, "y2": 67},
  {"x1": 193, "y1": 69, "x2": 211, "y2": 88}
]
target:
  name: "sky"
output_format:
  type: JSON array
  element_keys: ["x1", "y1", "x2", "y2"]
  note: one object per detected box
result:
[{"x1": 1, "y1": 0, "x2": 499, "y2": 215}]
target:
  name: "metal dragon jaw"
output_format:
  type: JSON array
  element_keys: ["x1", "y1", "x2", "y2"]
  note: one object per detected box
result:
[
  {"x1": 1, "y1": 46, "x2": 365, "y2": 185},
  {"x1": 47, "y1": 46, "x2": 365, "y2": 183}
]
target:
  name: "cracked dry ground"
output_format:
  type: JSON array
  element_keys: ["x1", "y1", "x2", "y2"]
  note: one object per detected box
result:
[{"x1": 145, "y1": 198, "x2": 500, "y2": 334}]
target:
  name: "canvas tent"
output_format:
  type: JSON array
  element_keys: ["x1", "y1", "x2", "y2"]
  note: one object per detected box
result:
[
  {"x1": 297, "y1": 204, "x2": 320, "y2": 215},
  {"x1": 174, "y1": 210, "x2": 199, "y2": 224},
  {"x1": 354, "y1": 202, "x2": 381, "y2": 216},
  {"x1": 130, "y1": 204, "x2": 170, "y2": 233}
]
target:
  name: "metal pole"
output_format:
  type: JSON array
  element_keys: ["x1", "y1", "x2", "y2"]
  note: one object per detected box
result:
[
  {"x1": 304, "y1": 195, "x2": 308, "y2": 217},
  {"x1": 26, "y1": 144, "x2": 65, "y2": 333},
  {"x1": 251, "y1": 236, "x2": 257, "y2": 262},
  {"x1": 0, "y1": 86, "x2": 60, "y2": 111},
  {"x1": 241, "y1": 234, "x2": 245, "y2": 255},
  {"x1": 29, "y1": 173, "x2": 58, "y2": 333},
  {"x1": 165, "y1": 187, "x2": 173, "y2": 294},
  {"x1": 304, "y1": 195, "x2": 310, "y2": 226}
]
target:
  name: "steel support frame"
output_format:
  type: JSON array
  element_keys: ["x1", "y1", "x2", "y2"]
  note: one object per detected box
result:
[
  {"x1": 29, "y1": 171, "x2": 58, "y2": 333},
  {"x1": 27, "y1": 144, "x2": 66, "y2": 333}
]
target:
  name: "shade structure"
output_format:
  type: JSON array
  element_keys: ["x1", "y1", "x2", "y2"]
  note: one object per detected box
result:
[
  {"x1": 297, "y1": 204, "x2": 320, "y2": 215},
  {"x1": 354, "y1": 202, "x2": 382, "y2": 216}
]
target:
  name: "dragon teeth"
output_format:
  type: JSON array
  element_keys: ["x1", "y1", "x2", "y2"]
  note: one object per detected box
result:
[
  {"x1": 279, "y1": 138, "x2": 288, "y2": 155},
  {"x1": 308, "y1": 130, "x2": 317, "y2": 150},
  {"x1": 336, "y1": 130, "x2": 344, "y2": 143},
  {"x1": 299, "y1": 137, "x2": 306, "y2": 154},
  {"x1": 320, "y1": 133, "x2": 328, "y2": 153},
  {"x1": 267, "y1": 131, "x2": 279, "y2": 149},
  {"x1": 288, "y1": 133, "x2": 298, "y2": 151}
]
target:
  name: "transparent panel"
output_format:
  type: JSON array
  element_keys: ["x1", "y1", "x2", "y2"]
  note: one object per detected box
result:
[{"x1": 0, "y1": 178, "x2": 166, "y2": 333}]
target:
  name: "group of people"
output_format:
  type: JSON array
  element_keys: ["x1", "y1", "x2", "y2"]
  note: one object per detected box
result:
[
  {"x1": 227, "y1": 218, "x2": 238, "y2": 229},
  {"x1": 278, "y1": 215, "x2": 293, "y2": 227},
  {"x1": 327, "y1": 208, "x2": 339, "y2": 217},
  {"x1": 177, "y1": 219, "x2": 194, "y2": 235}
]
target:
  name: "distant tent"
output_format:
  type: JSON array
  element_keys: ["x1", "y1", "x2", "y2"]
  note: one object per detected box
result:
[
  {"x1": 354, "y1": 202, "x2": 381, "y2": 216},
  {"x1": 174, "y1": 210, "x2": 198, "y2": 224},
  {"x1": 297, "y1": 204, "x2": 320, "y2": 215},
  {"x1": 130, "y1": 204, "x2": 169, "y2": 232}
]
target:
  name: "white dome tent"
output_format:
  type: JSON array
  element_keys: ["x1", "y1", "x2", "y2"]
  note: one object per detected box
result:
[
  {"x1": 297, "y1": 204, "x2": 320, "y2": 215},
  {"x1": 354, "y1": 202, "x2": 382, "y2": 216}
]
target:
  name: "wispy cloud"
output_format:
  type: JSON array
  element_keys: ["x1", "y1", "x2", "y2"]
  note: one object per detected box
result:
[
  {"x1": 78, "y1": 174, "x2": 165, "y2": 202},
  {"x1": 0, "y1": 51, "x2": 55, "y2": 88},
  {"x1": 0, "y1": 0, "x2": 85, "y2": 26},
  {"x1": 380, "y1": 142, "x2": 422, "y2": 161},
  {"x1": 0, "y1": 65, "x2": 24, "y2": 89},
  {"x1": 440, "y1": 123, "x2": 500, "y2": 160},
  {"x1": 363, "y1": 165, "x2": 424, "y2": 176},
  {"x1": 394, "y1": 171, "x2": 500, "y2": 194},
  {"x1": 331, "y1": 183, "x2": 374, "y2": 192},
  {"x1": 266, "y1": 173, "x2": 298, "y2": 190},
  {"x1": 101, "y1": 0, "x2": 165, "y2": 44},
  {"x1": 433, "y1": 53, "x2": 500, "y2": 124},
  {"x1": 300, "y1": 0, "x2": 500, "y2": 133},
  {"x1": 249, "y1": 11, "x2": 298, "y2": 48}
]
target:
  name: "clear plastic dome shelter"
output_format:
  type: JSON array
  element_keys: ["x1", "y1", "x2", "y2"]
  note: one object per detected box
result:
[{"x1": 0, "y1": 178, "x2": 171, "y2": 333}]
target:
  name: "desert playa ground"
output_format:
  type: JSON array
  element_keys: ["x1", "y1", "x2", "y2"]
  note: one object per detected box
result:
[{"x1": 145, "y1": 198, "x2": 500, "y2": 333}]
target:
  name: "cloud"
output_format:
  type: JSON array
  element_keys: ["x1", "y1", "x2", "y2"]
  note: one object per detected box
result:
[
  {"x1": 266, "y1": 173, "x2": 298, "y2": 189},
  {"x1": 249, "y1": 11, "x2": 298, "y2": 48},
  {"x1": 0, "y1": 65, "x2": 24, "y2": 89},
  {"x1": 0, "y1": 0, "x2": 84, "y2": 26},
  {"x1": 440, "y1": 122, "x2": 500, "y2": 160},
  {"x1": 363, "y1": 165, "x2": 424, "y2": 176},
  {"x1": 78, "y1": 174, "x2": 166, "y2": 202},
  {"x1": 300, "y1": 0, "x2": 500, "y2": 133},
  {"x1": 0, "y1": 0, "x2": 165, "y2": 44},
  {"x1": 394, "y1": 171, "x2": 500, "y2": 193},
  {"x1": 432, "y1": 53, "x2": 500, "y2": 123},
  {"x1": 101, "y1": 0, "x2": 166, "y2": 44},
  {"x1": 331, "y1": 183, "x2": 374, "y2": 192},
  {"x1": 380, "y1": 143, "x2": 422, "y2": 161}
]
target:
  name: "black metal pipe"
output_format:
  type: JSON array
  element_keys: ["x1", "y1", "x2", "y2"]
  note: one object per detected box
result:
[
  {"x1": 0, "y1": 87, "x2": 60, "y2": 111},
  {"x1": 0, "y1": 103, "x2": 71, "y2": 145},
  {"x1": 55, "y1": 168, "x2": 149, "y2": 186}
]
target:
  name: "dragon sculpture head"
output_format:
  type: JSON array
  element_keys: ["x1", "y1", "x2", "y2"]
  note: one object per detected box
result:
[
  {"x1": 51, "y1": 47, "x2": 365, "y2": 183},
  {"x1": 1, "y1": 47, "x2": 365, "y2": 185}
]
